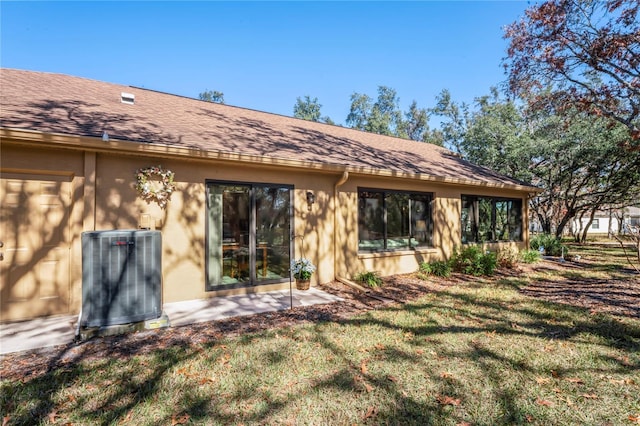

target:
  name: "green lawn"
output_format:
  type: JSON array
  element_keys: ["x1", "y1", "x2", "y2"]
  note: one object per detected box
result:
[{"x1": 2, "y1": 244, "x2": 639, "y2": 425}]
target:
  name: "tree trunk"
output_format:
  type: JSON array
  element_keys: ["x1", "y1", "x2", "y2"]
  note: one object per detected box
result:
[
  {"x1": 574, "y1": 211, "x2": 585, "y2": 242},
  {"x1": 535, "y1": 211, "x2": 552, "y2": 234},
  {"x1": 555, "y1": 210, "x2": 575, "y2": 239},
  {"x1": 581, "y1": 209, "x2": 597, "y2": 243}
]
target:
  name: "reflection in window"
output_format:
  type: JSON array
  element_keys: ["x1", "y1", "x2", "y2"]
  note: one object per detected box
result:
[
  {"x1": 358, "y1": 189, "x2": 433, "y2": 251},
  {"x1": 206, "y1": 182, "x2": 291, "y2": 289},
  {"x1": 461, "y1": 195, "x2": 523, "y2": 243}
]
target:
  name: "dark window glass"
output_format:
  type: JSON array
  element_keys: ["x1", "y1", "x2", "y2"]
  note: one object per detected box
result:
[
  {"x1": 358, "y1": 189, "x2": 433, "y2": 251},
  {"x1": 461, "y1": 195, "x2": 523, "y2": 243},
  {"x1": 207, "y1": 182, "x2": 291, "y2": 289}
]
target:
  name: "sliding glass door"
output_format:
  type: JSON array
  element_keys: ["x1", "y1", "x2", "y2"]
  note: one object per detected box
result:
[{"x1": 206, "y1": 182, "x2": 291, "y2": 289}]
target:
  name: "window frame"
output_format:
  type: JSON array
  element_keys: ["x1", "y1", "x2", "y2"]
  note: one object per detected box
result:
[
  {"x1": 461, "y1": 195, "x2": 523, "y2": 243},
  {"x1": 205, "y1": 180, "x2": 293, "y2": 290},
  {"x1": 358, "y1": 187, "x2": 434, "y2": 252}
]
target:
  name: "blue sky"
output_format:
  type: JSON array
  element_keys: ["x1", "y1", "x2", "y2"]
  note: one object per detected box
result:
[{"x1": 1, "y1": 1, "x2": 531, "y2": 126}]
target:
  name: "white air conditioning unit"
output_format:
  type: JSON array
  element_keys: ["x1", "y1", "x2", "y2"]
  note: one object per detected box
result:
[{"x1": 81, "y1": 230, "x2": 162, "y2": 327}]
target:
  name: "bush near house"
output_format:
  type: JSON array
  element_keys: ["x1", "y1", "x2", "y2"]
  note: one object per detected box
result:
[
  {"x1": 497, "y1": 247, "x2": 520, "y2": 269},
  {"x1": 355, "y1": 271, "x2": 383, "y2": 288},
  {"x1": 419, "y1": 246, "x2": 542, "y2": 280},
  {"x1": 530, "y1": 233, "x2": 569, "y2": 257},
  {"x1": 451, "y1": 246, "x2": 498, "y2": 276},
  {"x1": 520, "y1": 249, "x2": 542, "y2": 264},
  {"x1": 418, "y1": 260, "x2": 452, "y2": 278}
]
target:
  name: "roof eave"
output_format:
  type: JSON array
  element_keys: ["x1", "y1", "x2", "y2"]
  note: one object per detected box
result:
[{"x1": 1, "y1": 127, "x2": 541, "y2": 193}]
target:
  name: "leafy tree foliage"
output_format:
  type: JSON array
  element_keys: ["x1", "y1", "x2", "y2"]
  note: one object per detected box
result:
[
  {"x1": 503, "y1": 0, "x2": 640, "y2": 148},
  {"x1": 403, "y1": 100, "x2": 430, "y2": 142},
  {"x1": 293, "y1": 96, "x2": 334, "y2": 124},
  {"x1": 530, "y1": 109, "x2": 640, "y2": 238},
  {"x1": 432, "y1": 88, "x2": 640, "y2": 238},
  {"x1": 345, "y1": 86, "x2": 440, "y2": 144},
  {"x1": 346, "y1": 86, "x2": 404, "y2": 137},
  {"x1": 199, "y1": 90, "x2": 225, "y2": 104},
  {"x1": 429, "y1": 89, "x2": 470, "y2": 153}
]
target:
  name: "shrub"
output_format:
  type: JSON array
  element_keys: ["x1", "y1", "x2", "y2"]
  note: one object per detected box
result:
[
  {"x1": 430, "y1": 260, "x2": 452, "y2": 277},
  {"x1": 480, "y1": 251, "x2": 498, "y2": 275},
  {"x1": 520, "y1": 249, "x2": 541, "y2": 264},
  {"x1": 355, "y1": 271, "x2": 383, "y2": 288},
  {"x1": 419, "y1": 262, "x2": 432, "y2": 275},
  {"x1": 451, "y1": 246, "x2": 497, "y2": 276},
  {"x1": 497, "y1": 247, "x2": 519, "y2": 269},
  {"x1": 418, "y1": 260, "x2": 452, "y2": 279},
  {"x1": 530, "y1": 233, "x2": 568, "y2": 257}
]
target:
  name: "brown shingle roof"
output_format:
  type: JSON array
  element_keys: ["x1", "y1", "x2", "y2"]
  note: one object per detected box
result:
[{"x1": 1, "y1": 68, "x2": 533, "y2": 189}]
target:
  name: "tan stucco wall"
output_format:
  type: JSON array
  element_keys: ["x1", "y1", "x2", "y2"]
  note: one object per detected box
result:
[
  {"x1": 1, "y1": 144, "x2": 86, "y2": 319},
  {"x1": 334, "y1": 175, "x2": 529, "y2": 280},
  {"x1": 1, "y1": 135, "x2": 532, "y2": 320},
  {"x1": 94, "y1": 154, "x2": 341, "y2": 303}
]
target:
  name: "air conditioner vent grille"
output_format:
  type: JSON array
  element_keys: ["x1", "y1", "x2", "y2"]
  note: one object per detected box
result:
[{"x1": 81, "y1": 230, "x2": 162, "y2": 327}]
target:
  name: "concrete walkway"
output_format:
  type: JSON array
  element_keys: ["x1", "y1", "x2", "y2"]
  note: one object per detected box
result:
[{"x1": 0, "y1": 287, "x2": 343, "y2": 355}]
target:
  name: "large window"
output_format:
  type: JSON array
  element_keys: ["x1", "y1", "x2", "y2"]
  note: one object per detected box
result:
[
  {"x1": 461, "y1": 195, "x2": 522, "y2": 243},
  {"x1": 206, "y1": 182, "x2": 292, "y2": 289},
  {"x1": 358, "y1": 189, "x2": 433, "y2": 251}
]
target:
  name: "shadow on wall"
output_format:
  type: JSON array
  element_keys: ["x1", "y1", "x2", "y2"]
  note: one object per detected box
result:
[{"x1": 0, "y1": 177, "x2": 84, "y2": 321}]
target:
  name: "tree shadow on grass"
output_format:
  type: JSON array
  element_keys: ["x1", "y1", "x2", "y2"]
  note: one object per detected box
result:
[{"x1": 2, "y1": 271, "x2": 638, "y2": 425}]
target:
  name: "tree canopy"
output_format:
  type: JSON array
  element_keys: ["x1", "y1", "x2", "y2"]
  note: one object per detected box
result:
[
  {"x1": 293, "y1": 96, "x2": 334, "y2": 124},
  {"x1": 503, "y1": 0, "x2": 640, "y2": 148},
  {"x1": 345, "y1": 86, "x2": 441, "y2": 144},
  {"x1": 199, "y1": 90, "x2": 225, "y2": 104},
  {"x1": 432, "y1": 87, "x2": 640, "y2": 238}
]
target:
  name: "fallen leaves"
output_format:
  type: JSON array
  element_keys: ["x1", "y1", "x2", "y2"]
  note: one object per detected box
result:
[
  {"x1": 362, "y1": 406, "x2": 378, "y2": 421},
  {"x1": 436, "y1": 395, "x2": 461, "y2": 406},
  {"x1": 610, "y1": 378, "x2": 636, "y2": 385},
  {"x1": 580, "y1": 393, "x2": 599, "y2": 400},
  {"x1": 536, "y1": 398, "x2": 554, "y2": 407},
  {"x1": 629, "y1": 414, "x2": 640, "y2": 424},
  {"x1": 440, "y1": 371, "x2": 454, "y2": 379},
  {"x1": 171, "y1": 413, "x2": 190, "y2": 425},
  {"x1": 618, "y1": 356, "x2": 632, "y2": 366}
]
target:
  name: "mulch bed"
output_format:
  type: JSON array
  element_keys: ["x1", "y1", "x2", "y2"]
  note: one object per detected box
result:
[
  {"x1": 520, "y1": 258, "x2": 640, "y2": 318},
  {"x1": 1, "y1": 260, "x2": 638, "y2": 382}
]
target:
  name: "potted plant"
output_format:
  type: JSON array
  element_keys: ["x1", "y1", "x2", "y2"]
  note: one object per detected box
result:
[{"x1": 291, "y1": 258, "x2": 316, "y2": 290}]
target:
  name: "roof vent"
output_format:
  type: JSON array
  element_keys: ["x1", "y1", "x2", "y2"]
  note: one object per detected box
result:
[{"x1": 121, "y1": 92, "x2": 135, "y2": 105}]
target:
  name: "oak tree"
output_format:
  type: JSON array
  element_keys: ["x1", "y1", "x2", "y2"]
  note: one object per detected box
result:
[{"x1": 503, "y1": 0, "x2": 640, "y2": 148}]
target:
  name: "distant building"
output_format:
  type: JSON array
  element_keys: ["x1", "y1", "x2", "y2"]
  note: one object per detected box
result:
[{"x1": 572, "y1": 206, "x2": 640, "y2": 236}]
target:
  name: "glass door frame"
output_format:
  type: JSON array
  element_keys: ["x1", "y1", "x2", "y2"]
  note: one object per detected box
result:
[{"x1": 205, "y1": 180, "x2": 293, "y2": 290}]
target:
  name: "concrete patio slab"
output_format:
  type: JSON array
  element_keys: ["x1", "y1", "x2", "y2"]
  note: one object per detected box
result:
[{"x1": 0, "y1": 287, "x2": 343, "y2": 355}]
